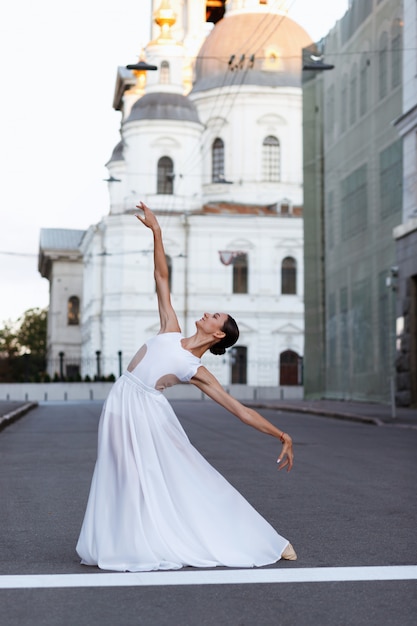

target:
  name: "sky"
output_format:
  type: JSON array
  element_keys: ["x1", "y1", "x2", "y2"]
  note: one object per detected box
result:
[{"x1": 0, "y1": 0, "x2": 348, "y2": 325}]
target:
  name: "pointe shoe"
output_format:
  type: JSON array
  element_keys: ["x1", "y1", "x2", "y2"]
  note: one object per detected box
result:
[{"x1": 281, "y1": 543, "x2": 297, "y2": 561}]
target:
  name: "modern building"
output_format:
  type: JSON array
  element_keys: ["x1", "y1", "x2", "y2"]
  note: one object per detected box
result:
[
  {"x1": 302, "y1": 0, "x2": 404, "y2": 403},
  {"x1": 39, "y1": 0, "x2": 310, "y2": 388},
  {"x1": 393, "y1": 0, "x2": 417, "y2": 407}
]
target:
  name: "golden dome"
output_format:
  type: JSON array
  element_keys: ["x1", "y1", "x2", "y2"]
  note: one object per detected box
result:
[{"x1": 193, "y1": 12, "x2": 313, "y2": 92}]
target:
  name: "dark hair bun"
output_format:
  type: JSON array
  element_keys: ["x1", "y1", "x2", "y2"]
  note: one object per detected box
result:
[
  {"x1": 209, "y1": 315, "x2": 239, "y2": 356},
  {"x1": 209, "y1": 345, "x2": 226, "y2": 356}
]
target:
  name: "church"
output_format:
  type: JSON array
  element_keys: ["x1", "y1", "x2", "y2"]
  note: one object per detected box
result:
[{"x1": 38, "y1": 0, "x2": 311, "y2": 387}]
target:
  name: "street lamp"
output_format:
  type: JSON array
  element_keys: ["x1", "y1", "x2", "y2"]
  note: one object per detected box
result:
[
  {"x1": 303, "y1": 54, "x2": 334, "y2": 71},
  {"x1": 126, "y1": 61, "x2": 158, "y2": 71},
  {"x1": 103, "y1": 176, "x2": 121, "y2": 183}
]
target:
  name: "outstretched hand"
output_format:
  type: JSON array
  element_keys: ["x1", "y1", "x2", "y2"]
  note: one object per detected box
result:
[
  {"x1": 135, "y1": 201, "x2": 160, "y2": 232},
  {"x1": 277, "y1": 434, "x2": 294, "y2": 472}
]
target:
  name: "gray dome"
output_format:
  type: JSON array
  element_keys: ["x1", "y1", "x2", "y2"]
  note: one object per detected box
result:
[
  {"x1": 106, "y1": 140, "x2": 124, "y2": 165},
  {"x1": 125, "y1": 92, "x2": 201, "y2": 124}
]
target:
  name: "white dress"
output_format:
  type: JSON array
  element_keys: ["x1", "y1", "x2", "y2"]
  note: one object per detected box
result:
[{"x1": 76, "y1": 332, "x2": 289, "y2": 571}]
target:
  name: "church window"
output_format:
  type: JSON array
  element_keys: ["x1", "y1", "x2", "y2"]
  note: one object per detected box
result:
[
  {"x1": 262, "y1": 136, "x2": 280, "y2": 182},
  {"x1": 212, "y1": 138, "x2": 225, "y2": 182},
  {"x1": 231, "y1": 346, "x2": 247, "y2": 384},
  {"x1": 68, "y1": 296, "x2": 80, "y2": 325},
  {"x1": 279, "y1": 350, "x2": 303, "y2": 385},
  {"x1": 378, "y1": 32, "x2": 388, "y2": 99},
  {"x1": 157, "y1": 156, "x2": 174, "y2": 195},
  {"x1": 160, "y1": 60, "x2": 170, "y2": 84},
  {"x1": 205, "y1": 1, "x2": 226, "y2": 24},
  {"x1": 281, "y1": 257, "x2": 296, "y2": 295},
  {"x1": 233, "y1": 254, "x2": 248, "y2": 294}
]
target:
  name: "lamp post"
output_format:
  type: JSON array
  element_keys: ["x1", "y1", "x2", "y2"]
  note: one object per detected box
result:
[
  {"x1": 302, "y1": 45, "x2": 335, "y2": 396},
  {"x1": 95, "y1": 350, "x2": 101, "y2": 380},
  {"x1": 58, "y1": 351, "x2": 65, "y2": 380},
  {"x1": 118, "y1": 350, "x2": 122, "y2": 378}
]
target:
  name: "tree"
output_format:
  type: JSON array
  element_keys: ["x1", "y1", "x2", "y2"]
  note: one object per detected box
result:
[
  {"x1": 0, "y1": 321, "x2": 19, "y2": 358},
  {"x1": 0, "y1": 308, "x2": 48, "y2": 382},
  {"x1": 16, "y1": 308, "x2": 47, "y2": 355}
]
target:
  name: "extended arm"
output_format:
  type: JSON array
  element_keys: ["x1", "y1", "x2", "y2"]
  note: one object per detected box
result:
[
  {"x1": 135, "y1": 202, "x2": 180, "y2": 333},
  {"x1": 191, "y1": 366, "x2": 294, "y2": 471}
]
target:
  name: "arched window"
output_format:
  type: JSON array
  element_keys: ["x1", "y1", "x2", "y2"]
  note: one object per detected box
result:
[
  {"x1": 281, "y1": 257, "x2": 296, "y2": 295},
  {"x1": 349, "y1": 64, "x2": 357, "y2": 125},
  {"x1": 360, "y1": 54, "x2": 369, "y2": 116},
  {"x1": 279, "y1": 350, "x2": 303, "y2": 386},
  {"x1": 391, "y1": 19, "x2": 402, "y2": 89},
  {"x1": 157, "y1": 156, "x2": 174, "y2": 195},
  {"x1": 231, "y1": 346, "x2": 247, "y2": 384},
  {"x1": 67, "y1": 296, "x2": 80, "y2": 326},
  {"x1": 233, "y1": 254, "x2": 248, "y2": 294},
  {"x1": 160, "y1": 60, "x2": 170, "y2": 84},
  {"x1": 378, "y1": 32, "x2": 388, "y2": 99},
  {"x1": 212, "y1": 138, "x2": 224, "y2": 182},
  {"x1": 262, "y1": 135, "x2": 280, "y2": 181}
]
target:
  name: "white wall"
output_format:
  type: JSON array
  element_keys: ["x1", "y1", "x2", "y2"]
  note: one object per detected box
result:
[
  {"x1": 121, "y1": 118, "x2": 203, "y2": 212},
  {"x1": 80, "y1": 211, "x2": 304, "y2": 385},
  {"x1": 47, "y1": 258, "x2": 83, "y2": 376},
  {"x1": 0, "y1": 382, "x2": 303, "y2": 403},
  {"x1": 191, "y1": 85, "x2": 303, "y2": 206}
]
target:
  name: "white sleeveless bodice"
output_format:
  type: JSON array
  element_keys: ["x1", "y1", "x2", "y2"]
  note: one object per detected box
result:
[{"x1": 127, "y1": 333, "x2": 201, "y2": 391}]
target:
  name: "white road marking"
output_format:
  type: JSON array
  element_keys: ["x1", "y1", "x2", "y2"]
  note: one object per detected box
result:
[{"x1": 0, "y1": 566, "x2": 416, "y2": 589}]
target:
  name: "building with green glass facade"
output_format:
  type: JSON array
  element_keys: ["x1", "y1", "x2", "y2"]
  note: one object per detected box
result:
[{"x1": 302, "y1": 0, "x2": 403, "y2": 403}]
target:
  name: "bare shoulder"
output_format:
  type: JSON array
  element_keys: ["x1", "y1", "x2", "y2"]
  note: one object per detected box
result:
[
  {"x1": 191, "y1": 366, "x2": 247, "y2": 417},
  {"x1": 191, "y1": 365, "x2": 220, "y2": 385}
]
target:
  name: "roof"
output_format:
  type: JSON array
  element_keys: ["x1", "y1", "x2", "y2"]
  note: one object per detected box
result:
[
  {"x1": 192, "y1": 12, "x2": 312, "y2": 93},
  {"x1": 39, "y1": 228, "x2": 85, "y2": 251},
  {"x1": 125, "y1": 92, "x2": 201, "y2": 124},
  {"x1": 38, "y1": 228, "x2": 86, "y2": 280}
]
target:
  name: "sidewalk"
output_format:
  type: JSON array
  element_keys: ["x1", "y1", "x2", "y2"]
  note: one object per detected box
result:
[
  {"x1": 0, "y1": 398, "x2": 416, "y2": 431},
  {"x1": 0, "y1": 400, "x2": 38, "y2": 431},
  {"x1": 247, "y1": 398, "x2": 417, "y2": 428}
]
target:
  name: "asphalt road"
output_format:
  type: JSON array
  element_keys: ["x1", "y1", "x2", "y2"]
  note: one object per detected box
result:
[{"x1": 0, "y1": 400, "x2": 416, "y2": 625}]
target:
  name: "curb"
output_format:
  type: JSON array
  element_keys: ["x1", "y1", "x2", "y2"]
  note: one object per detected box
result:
[
  {"x1": 246, "y1": 403, "x2": 384, "y2": 426},
  {"x1": 0, "y1": 402, "x2": 38, "y2": 432}
]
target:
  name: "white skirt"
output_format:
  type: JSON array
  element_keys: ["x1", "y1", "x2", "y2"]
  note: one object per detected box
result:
[{"x1": 76, "y1": 371, "x2": 289, "y2": 571}]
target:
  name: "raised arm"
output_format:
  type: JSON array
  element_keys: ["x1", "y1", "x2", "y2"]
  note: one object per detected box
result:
[
  {"x1": 135, "y1": 201, "x2": 180, "y2": 334},
  {"x1": 191, "y1": 366, "x2": 294, "y2": 471}
]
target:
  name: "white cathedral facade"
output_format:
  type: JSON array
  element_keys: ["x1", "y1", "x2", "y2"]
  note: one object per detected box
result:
[{"x1": 39, "y1": 0, "x2": 311, "y2": 387}]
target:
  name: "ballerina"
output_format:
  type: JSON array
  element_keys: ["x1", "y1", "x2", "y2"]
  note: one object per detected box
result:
[{"x1": 76, "y1": 201, "x2": 296, "y2": 572}]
